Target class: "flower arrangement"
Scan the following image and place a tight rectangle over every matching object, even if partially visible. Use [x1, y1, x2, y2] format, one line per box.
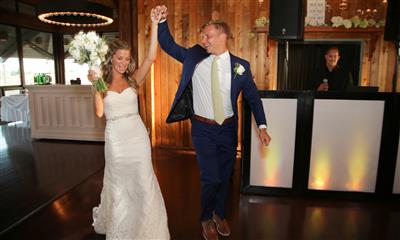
[331, 16, 385, 29]
[250, 16, 269, 39]
[254, 16, 269, 28]
[233, 63, 245, 78]
[67, 31, 109, 92]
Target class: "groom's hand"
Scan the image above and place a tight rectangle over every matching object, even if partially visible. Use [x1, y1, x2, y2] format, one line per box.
[258, 128, 271, 146]
[158, 5, 168, 21]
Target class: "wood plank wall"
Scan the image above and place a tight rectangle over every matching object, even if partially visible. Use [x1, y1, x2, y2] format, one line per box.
[135, 0, 398, 149]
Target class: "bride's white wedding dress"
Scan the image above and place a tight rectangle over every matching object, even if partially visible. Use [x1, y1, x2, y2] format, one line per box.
[92, 87, 169, 240]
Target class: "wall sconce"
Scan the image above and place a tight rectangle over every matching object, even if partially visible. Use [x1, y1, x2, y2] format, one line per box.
[339, 0, 348, 10]
[37, 0, 113, 27]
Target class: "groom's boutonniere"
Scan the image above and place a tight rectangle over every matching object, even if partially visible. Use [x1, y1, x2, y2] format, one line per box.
[234, 63, 245, 78]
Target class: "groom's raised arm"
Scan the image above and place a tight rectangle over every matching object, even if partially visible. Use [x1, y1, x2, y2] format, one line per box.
[158, 20, 188, 63]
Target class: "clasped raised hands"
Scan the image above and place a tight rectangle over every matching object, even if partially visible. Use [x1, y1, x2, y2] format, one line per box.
[151, 5, 168, 23]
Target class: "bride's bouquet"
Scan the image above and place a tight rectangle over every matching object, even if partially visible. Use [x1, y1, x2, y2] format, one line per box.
[67, 31, 109, 92]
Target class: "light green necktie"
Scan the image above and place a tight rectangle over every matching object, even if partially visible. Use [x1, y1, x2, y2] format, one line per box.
[211, 56, 225, 125]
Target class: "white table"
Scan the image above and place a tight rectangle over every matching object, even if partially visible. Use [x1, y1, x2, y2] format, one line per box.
[0, 94, 30, 126]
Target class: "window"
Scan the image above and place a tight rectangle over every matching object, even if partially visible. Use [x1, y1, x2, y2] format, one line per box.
[63, 34, 90, 85]
[21, 28, 55, 85]
[0, 24, 20, 86]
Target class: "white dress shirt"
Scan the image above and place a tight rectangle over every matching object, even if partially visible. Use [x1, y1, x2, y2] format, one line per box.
[192, 51, 233, 120]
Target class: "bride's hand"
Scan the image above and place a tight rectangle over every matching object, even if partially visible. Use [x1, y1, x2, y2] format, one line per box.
[87, 70, 96, 82]
[150, 7, 162, 23]
[88, 66, 101, 82]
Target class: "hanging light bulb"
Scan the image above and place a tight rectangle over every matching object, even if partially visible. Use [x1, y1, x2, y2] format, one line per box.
[258, 0, 264, 6]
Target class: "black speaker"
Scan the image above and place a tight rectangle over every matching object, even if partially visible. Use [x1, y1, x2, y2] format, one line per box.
[384, 0, 400, 41]
[269, 0, 305, 40]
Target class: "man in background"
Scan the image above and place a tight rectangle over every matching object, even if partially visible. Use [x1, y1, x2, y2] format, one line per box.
[311, 47, 353, 91]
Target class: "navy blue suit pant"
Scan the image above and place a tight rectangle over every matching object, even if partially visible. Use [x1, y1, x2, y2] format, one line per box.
[191, 118, 237, 221]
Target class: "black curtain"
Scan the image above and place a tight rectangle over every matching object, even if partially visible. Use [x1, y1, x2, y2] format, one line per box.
[277, 41, 361, 90]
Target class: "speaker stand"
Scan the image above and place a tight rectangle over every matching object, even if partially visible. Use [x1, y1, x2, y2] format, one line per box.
[392, 41, 399, 92]
[283, 40, 289, 90]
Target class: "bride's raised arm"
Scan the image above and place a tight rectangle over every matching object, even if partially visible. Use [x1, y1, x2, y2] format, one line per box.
[132, 7, 163, 86]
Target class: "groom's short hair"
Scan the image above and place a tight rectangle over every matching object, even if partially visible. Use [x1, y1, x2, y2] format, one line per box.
[202, 20, 232, 39]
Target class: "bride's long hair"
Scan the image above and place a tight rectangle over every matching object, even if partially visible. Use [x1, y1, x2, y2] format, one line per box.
[101, 39, 138, 89]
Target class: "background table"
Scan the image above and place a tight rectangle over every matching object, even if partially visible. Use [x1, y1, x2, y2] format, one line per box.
[0, 94, 29, 126]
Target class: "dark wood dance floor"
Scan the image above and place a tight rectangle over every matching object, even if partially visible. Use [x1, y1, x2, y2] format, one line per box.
[1, 124, 400, 240]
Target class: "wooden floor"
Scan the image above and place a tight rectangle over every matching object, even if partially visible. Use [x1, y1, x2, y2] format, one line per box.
[1, 123, 400, 240]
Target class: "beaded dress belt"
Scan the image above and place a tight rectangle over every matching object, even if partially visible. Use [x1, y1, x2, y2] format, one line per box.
[107, 113, 138, 121]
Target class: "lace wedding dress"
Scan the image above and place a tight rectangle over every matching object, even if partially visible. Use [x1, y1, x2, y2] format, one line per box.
[92, 87, 170, 240]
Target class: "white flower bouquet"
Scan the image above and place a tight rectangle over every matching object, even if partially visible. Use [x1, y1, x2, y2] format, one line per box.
[67, 31, 109, 92]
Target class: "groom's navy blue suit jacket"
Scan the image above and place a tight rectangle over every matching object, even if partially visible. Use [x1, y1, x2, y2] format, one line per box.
[158, 21, 267, 136]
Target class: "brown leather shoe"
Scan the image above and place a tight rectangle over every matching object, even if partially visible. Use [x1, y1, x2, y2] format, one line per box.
[212, 213, 231, 236]
[201, 220, 219, 240]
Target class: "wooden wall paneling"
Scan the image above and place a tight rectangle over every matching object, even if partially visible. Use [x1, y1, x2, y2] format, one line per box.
[236, 0, 247, 151]
[371, 36, 384, 90]
[378, 40, 389, 91]
[159, 0, 171, 147]
[144, 3, 152, 134]
[174, 0, 183, 148]
[365, 38, 373, 87]
[181, 0, 191, 148]
[166, 1, 177, 147]
[360, 40, 370, 86]
[268, 40, 278, 90]
[156, 27, 166, 148]
[381, 41, 397, 92]
[138, 0, 145, 137]
[159, 47, 169, 147]
[152, 46, 161, 146]
[163, 1, 176, 147]
[381, 41, 391, 92]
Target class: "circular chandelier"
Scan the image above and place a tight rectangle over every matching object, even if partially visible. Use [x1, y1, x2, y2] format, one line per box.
[37, 0, 114, 27]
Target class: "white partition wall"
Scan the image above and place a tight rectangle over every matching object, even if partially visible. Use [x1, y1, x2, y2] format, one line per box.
[393, 133, 400, 194]
[308, 99, 385, 192]
[27, 85, 105, 141]
[250, 98, 297, 188]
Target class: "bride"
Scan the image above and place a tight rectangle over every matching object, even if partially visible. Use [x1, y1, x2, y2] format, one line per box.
[88, 7, 169, 240]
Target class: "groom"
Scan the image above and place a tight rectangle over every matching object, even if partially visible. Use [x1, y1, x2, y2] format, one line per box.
[156, 5, 271, 240]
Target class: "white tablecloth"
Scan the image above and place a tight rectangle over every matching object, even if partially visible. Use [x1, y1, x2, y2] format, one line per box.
[0, 94, 30, 125]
